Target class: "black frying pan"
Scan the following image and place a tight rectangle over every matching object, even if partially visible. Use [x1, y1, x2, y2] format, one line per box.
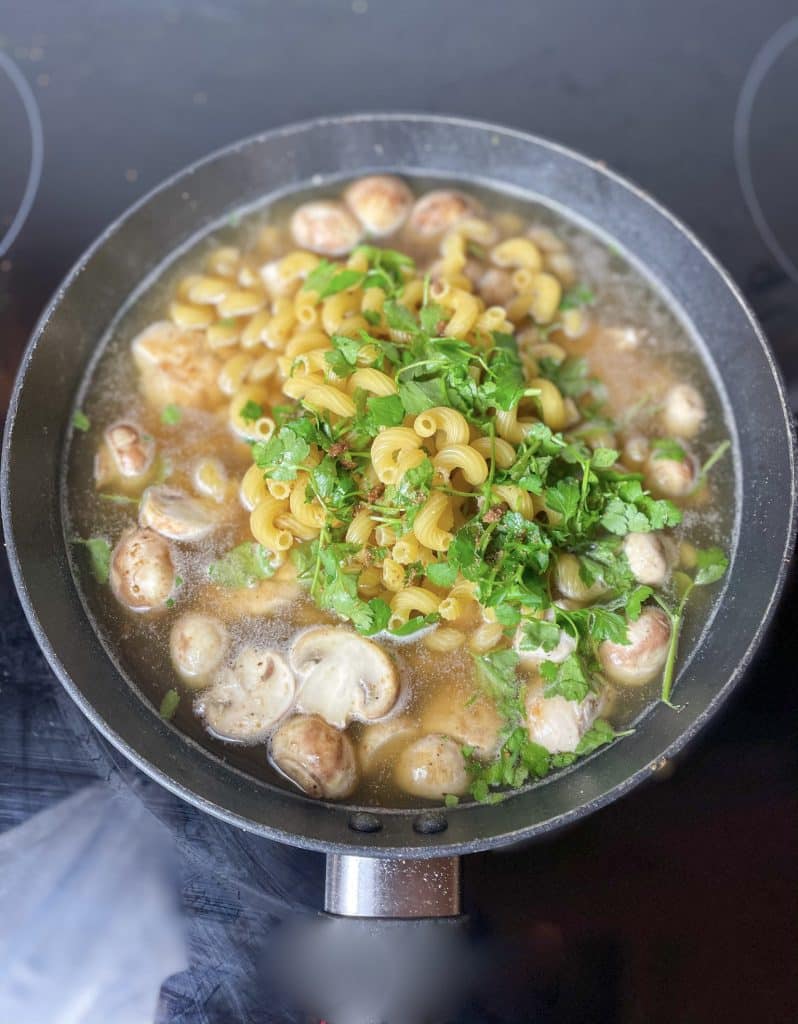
[2, 115, 795, 925]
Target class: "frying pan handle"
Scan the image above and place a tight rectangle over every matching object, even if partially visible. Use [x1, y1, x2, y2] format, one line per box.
[324, 853, 462, 917]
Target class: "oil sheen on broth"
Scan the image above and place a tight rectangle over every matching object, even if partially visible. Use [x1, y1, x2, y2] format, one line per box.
[65, 176, 733, 808]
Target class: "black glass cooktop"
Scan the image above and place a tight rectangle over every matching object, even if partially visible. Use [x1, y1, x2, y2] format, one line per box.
[1, 3, 796, 1021]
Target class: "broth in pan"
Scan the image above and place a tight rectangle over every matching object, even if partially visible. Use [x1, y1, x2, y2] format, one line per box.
[66, 176, 733, 807]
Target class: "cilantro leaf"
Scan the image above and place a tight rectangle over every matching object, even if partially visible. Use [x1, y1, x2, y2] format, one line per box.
[693, 546, 729, 586]
[426, 561, 458, 588]
[239, 400, 264, 423]
[159, 689, 180, 720]
[304, 261, 363, 298]
[519, 617, 562, 652]
[208, 542, 276, 588]
[419, 302, 448, 334]
[72, 536, 112, 584]
[651, 438, 687, 462]
[252, 426, 310, 481]
[383, 300, 419, 334]
[161, 404, 182, 426]
[72, 409, 91, 432]
[559, 284, 595, 311]
[626, 585, 653, 620]
[539, 653, 590, 701]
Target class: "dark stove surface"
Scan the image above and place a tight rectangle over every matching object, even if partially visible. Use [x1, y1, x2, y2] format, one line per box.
[1, 3, 796, 1021]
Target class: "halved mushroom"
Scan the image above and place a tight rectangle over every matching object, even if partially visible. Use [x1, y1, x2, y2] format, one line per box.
[478, 267, 515, 307]
[169, 613, 228, 687]
[525, 681, 601, 755]
[131, 321, 223, 409]
[270, 714, 358, 799]
[597, 607, 671, 687]
[552, 553, 608, 604]
[197, 647, 295, 742]
[421, 690, 502, 761]
[394, 734, 469, 801]
[94, 421, 155, 489]
[407, 190, 481, 239]
[109, 528, 176, 612]
[358, 715, 419, 774]
[290, 201, 364, 256]
[344, 175, 413, 236]
[139, 485, 220, 542]
[645, 446, 697, 498]
[662, 384, 706, 439]
[289, 627, 400, 729]
[513, 614, 577, 670]
[623, 531, 670, 586]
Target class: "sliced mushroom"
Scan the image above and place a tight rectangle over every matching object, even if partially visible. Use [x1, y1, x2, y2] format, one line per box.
[421, 690, 502, 761]
[270, 714, 358, 799]
[394, 734, 469, 801]
[109, 528, 175, 612]
[290, 627, 399, 729]
[662, 384, 706, 439]
[645, 447, 696, 498]
[94, 421, 155, 488]
[597, 607, 671, 687]
[358, 715, 419, 774]
[197, 647, 295, 742]
[139, 485, 219, 542]
[169, 613, 228, 687]
[525, 681, 600, 755]
[552, 553, 608, 604]
[478, 267, 515, 307]
[131, 321, 223, 409]
[344, 175, 413, 236]
[407, 190, 481, 239]
[623, 531, 669, 586]
[513, 614, 577, 669]
[290, 201, 364, 256]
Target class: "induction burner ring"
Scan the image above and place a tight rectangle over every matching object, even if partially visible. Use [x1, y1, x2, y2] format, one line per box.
[734, 18, 798, 287]
[0, 52, 44, 260]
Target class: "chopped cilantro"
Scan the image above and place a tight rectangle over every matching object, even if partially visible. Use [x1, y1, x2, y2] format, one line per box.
[651, 438, 687, 462]
[159, 689, 180, 720]
[559, 284, 595, 311]
[252, 426, 311, 481]
[208, 542, 276, 588]
[72, 410, 91, 432]
[72, 536, 111, 584]
[161, 404, 182, 426]
[240, 400, 264, 423]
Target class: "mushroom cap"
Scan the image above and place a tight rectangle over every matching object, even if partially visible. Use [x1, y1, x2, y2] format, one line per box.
[102, 421, 155, 480]
[270, 714, 358, 799]
[394, 734, 469, 801]
[645, 449, 696, 498]
[344, 175, 414, 236]
[290, 201, 364, 256]
[513, 616, 577, 670]
[525, 682, 600, 754]
[357, 715, 419, 774]
[197, 647, 295, 742]
[623, 531, 669, 586]
[139, 485, 219, 542]
[421, 691, 502, 761]
[662, 384, 706, 439]
[597, 607, 671, 687]
[109, 528, 175, 612]
[289, 627, 400, 729]
[131, 320, 223, 409]
[169, 613, 228, 687]
[407, 190, 481, 239]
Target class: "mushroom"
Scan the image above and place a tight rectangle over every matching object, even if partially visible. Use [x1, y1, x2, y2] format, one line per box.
[169, 613, 228, 687]
[344, 175, 414, 236]
[131, 321, 223, 409]
[623, 531, 670, 586]
[139, 485, 220, 542]
[94, 421, 155, 488]
[289, 627, 400, 729]
[421, 691, 502, 761]
[406, 190, 481, 239]
[645, 447, 696, 498]
[394, 734, 469, 800]
[358, 715, 419, 774]
[552, 553, 608, 604]
[290, 200, 364, 256]
[513, 614, 577, 669]
[525, 681, 601, 755]
[109, 528, 175, 612]
[622, 434, 649, 468]
[478, 268, 515, 307]
[662, 384, 706, 439]
[197, 647, 296, 742]
[270, 714, 358, 799]
[597, 607, 671, 687]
